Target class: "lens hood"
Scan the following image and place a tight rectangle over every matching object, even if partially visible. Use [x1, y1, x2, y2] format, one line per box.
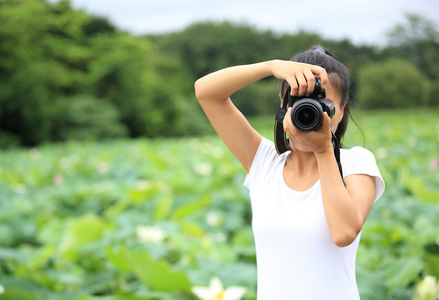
[291, 99, 324, 132]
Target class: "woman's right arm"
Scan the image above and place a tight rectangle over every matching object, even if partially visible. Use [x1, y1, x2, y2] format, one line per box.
[194, 60, 327, 173]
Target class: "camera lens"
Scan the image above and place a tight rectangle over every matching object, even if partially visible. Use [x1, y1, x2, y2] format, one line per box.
[298, 108, 315, 126]
[291, 99, 323, 132]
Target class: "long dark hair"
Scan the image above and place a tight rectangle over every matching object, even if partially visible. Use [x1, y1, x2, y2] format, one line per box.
[280, 46, 356, 147]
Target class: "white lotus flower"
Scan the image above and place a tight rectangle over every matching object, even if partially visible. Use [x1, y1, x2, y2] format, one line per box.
[194, 162, 213, 176]
[136, 179, 152, 191]
[375, 147, 388, 159]
[52, 173, 64, 185]
[191, 277, 247, 300]
[413, 275, 439, 300]
[206, 211, 222, 227]
[408, 136, 418, 148]
[96, 162, 110, 173]
[136, 225, 167, 244]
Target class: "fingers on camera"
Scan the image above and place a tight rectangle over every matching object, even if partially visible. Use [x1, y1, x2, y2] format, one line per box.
[290, 74, 316, 97]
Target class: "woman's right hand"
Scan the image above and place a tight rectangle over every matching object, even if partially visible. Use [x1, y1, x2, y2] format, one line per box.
[271, 60, 328, 97]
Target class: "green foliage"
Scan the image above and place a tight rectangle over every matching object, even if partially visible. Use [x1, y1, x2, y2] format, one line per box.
[386, 13, 439, 80]
[107, 246, 192, 292]
[86, 31, 202, 138]
[385, 13, 439, 106]
[53, 95, 128, 141]
[153, 21, 279, 81]
[0, 0, 95, 145]
[0, 108, 438, 299]
[151, 22, 298, 117]
[58, 214, 113, 262]
[429, 78, 439, 106]
[277, 30, 326, 60]
[0, 0, 204, 146]
[343, 108, 439, 299]
[232, 78, 280, 116]
[0, 131, 20, 149]
[357, 58, 431, 108]
[1, 2, 439, 145]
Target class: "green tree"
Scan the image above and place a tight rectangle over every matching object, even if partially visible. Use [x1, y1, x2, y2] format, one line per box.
[52, 94, 128, 141]
[357, 58, 431, 109]
[151, 22, 302, 117]
[0, 0, 54, 145]
[385, 14, 439, 106]
[0, 0, 93, 145]
[0, 0, 206, 146]
[88, 33, 200, 137]
[278, 30, 325, 59]
[386, 13, 439, 79]
[152, 21, 279, 81]
[82, 15, 117, 37]
[151, 22, 387, 116]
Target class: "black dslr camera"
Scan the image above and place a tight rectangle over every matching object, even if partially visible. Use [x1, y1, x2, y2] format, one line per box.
[275, 77, 344, 181]
[286, 78, 335, 132]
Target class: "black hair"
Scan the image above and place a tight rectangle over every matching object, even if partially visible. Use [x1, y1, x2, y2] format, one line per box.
[280, 46, 357, 147]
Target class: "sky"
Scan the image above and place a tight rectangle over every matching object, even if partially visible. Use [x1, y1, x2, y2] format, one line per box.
[68, 0, 439, 45]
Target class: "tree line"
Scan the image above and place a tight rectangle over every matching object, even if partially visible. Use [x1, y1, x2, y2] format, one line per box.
[1, 0, 438, 147]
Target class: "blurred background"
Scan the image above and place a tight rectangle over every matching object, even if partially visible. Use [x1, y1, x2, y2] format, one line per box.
[0, 0, 438, 299]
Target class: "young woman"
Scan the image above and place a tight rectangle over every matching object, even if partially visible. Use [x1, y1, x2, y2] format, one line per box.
[194, 47, 385, 299]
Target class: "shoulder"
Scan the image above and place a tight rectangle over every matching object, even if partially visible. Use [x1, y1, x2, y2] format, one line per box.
[244, 137, 286, 188]
[253, 137, 279, 161]
[250, 137, 286, 172]
[340, 146, 378, 175]
[342, 145, 370, 154]
[341, 146, 385, 202]
[340, 146, 374, 160]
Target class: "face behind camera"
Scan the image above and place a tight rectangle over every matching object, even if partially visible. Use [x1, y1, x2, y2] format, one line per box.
[286, 78, 335, 132]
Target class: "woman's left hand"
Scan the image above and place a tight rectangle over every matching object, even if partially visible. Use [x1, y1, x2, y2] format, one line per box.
[283, 107, 333, 154]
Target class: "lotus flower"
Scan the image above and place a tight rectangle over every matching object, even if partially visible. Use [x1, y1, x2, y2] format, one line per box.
[413, 275, 439, 300]
[136, 225, 167, 244]
[191, 277, 247, 300]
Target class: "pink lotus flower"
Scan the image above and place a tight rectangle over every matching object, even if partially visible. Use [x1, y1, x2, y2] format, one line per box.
[430, 158, 438, 170]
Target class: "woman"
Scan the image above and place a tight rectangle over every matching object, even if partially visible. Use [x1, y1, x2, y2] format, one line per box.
[194, 47, 385, 299]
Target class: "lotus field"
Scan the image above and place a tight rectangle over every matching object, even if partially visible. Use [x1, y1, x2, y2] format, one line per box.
[0, 108, 438, 300]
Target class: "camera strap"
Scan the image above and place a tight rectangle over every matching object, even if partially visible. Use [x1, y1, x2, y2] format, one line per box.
[274, 111, 291, 155]
[274, 86, 292, 155]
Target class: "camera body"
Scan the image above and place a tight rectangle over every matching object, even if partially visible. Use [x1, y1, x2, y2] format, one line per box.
[286, 78, 335, 132]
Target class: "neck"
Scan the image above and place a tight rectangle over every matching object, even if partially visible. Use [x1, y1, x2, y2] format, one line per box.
[283, 149, 320, 191]
[285, 150, 318, 175]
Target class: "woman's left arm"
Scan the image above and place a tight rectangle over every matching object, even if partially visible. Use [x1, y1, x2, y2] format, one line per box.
[283, 110, 376, 247]
[315, 148, 376, 247]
